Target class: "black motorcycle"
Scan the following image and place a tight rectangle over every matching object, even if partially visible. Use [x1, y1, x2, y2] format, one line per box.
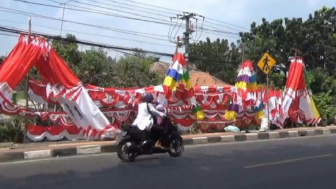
[116, 118, 184, 162]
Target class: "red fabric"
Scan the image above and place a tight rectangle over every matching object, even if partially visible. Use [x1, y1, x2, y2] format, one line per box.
[35, 48, 80, 88]
[285, 57, 306, 91]
[46, 126, 65, 135]
[0, 36, 44, 89]
[172, 53, 186, 66]
[240, 60, 253, 71]
[66, 125, 81, 134]
[28, 125, 46, 135]
[0, 34, 79, 90]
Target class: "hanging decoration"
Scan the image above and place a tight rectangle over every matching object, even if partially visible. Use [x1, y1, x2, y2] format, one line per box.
[0, 34, 322, 141]
[224, 60, 263, 121]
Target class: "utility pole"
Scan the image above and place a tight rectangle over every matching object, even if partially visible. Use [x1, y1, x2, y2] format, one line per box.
[60, 0, 72, 36]
[180, 12, 196, 62]
[23, 17, 32, 143]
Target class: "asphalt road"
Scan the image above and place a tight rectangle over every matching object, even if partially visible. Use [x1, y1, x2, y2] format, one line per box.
[0, 135, 336, 189]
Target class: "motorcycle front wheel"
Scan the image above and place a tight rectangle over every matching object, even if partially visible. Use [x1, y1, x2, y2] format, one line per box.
[117, 137, 136, 162]
[168, 137, 184, 157]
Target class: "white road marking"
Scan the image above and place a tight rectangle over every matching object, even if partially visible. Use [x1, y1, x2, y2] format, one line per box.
[244, 154, 334, 169]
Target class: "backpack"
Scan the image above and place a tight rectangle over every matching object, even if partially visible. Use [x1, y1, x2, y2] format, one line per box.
[146, 103, 157, 125]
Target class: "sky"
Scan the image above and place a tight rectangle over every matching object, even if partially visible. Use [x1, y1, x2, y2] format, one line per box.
[0, 0, 334, 63]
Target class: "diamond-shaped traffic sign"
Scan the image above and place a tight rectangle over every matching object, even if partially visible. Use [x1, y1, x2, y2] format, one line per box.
[257, 52, 277, 75]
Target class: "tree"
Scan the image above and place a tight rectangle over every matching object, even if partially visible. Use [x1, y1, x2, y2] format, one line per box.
[112, 55, 164, 88]
[0, 55, 5, 64]
[190, 37, 241, 84]
[76, 48, 116, 86]
[52, 34, 82, 66]
[307, 68, 336, 125]
[240, 7, 336, 84]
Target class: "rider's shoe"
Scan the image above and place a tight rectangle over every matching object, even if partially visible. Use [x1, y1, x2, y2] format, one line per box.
[155, 140, 168, 149]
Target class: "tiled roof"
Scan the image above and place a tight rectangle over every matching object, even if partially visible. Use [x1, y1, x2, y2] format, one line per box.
[189, 71, 233, 87]
[151, 62, 233, 87]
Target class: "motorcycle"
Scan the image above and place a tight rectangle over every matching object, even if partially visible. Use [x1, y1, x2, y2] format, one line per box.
[116, 118, 184, 162]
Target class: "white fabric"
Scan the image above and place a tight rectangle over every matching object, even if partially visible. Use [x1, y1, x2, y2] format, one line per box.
[237, 67, 252, 77]
[54, 86, 112, 137]
[0, 82, 13, 100]
[268, 96, 277, 112]
[27, 131, 47, 142]
[132, 102, 166, 130]
[259, 117, 269, 132]
[171, 59, 184, 74]
[281, 88, 295, 117]
[28, 88, 48, 104]
[299, 92, 315, 124]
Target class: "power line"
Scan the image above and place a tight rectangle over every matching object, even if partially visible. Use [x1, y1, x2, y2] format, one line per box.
[122, 0, 182, 14]
[66, 0, 240, 36]
[120, 0, 248, 30]
[10, 0, 240, 39]
[0, 18, 176, 47]
[89, 0, 173, 18]
[67, 0, 173, 25]
[0, 25, 175, 57]
[47, 0, 241, 37]
[105, 0, 179, 15]
[0, 25, 240, 64]
[101, 0, 245, 33]
[206, 17, 249, 30]
[10, 0, 172, 32]
[0, 7, 174, 41]
[0, 32, 19, 38]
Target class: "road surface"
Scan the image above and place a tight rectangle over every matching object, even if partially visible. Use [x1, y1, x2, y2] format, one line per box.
[0, 135, 336, 189]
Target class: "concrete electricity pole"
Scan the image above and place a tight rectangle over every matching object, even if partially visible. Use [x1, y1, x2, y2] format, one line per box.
[60, 0, 72, 36]
[180, 13, 196, 62]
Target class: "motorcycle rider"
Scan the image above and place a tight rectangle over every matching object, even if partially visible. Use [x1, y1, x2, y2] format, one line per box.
[132, 93, 166, 148]
[153, 104, 170, 148]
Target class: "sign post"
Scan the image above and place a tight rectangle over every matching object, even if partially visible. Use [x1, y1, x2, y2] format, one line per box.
[257, 52, 277, 122]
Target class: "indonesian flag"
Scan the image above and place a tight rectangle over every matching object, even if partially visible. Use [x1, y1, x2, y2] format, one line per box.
[281, 57, 320, 125]
[0, 34, 118, 139]
[162, 53, 204, 121]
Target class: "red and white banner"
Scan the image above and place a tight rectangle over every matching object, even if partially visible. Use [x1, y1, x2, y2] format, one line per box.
[0, 34, 118, 139]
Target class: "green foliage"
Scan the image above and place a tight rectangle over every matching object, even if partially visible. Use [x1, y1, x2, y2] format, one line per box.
[308, 68, 336, 125]
[49, 34, 163, 88]
[308, 68, 336, 94]
[313, 90, 335, 126]
[0, 55, 6, 61]
[52, 34, 82, 66]
[190, 37, 241, 84]
[269, 72, 286, 90]
[0, 124, 17, 142]
[240, 7, 336, 84]
[0, 118, 24, 142]
[113, 55, 163, 88]
[238, 7, 336, 124]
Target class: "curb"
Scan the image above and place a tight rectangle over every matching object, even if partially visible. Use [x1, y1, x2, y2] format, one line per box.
[1, 128, 336, 163]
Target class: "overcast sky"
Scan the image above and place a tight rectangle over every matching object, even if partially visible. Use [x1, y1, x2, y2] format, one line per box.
[0, 0, 334, 62]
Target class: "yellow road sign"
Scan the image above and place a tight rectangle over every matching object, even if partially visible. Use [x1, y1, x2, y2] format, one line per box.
[257, 52, 276, 74]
